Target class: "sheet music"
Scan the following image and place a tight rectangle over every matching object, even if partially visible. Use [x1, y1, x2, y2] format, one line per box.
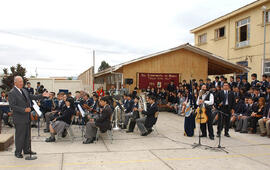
[0, 102, 9, 106]
[78, 104, 86, 117]
[32, 100, 42, 117]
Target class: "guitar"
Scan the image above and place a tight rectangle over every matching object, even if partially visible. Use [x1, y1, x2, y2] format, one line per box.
[195, 103, 208, 124]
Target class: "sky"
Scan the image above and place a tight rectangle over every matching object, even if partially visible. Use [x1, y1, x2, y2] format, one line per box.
[0, 0, 256, 78]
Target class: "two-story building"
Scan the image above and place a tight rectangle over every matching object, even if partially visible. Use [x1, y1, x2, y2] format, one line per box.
[191, 0, 270, 80]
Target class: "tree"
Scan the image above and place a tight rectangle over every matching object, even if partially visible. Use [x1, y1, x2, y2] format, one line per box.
[0, 64, 28, 91]
[98, 61, 111, 72]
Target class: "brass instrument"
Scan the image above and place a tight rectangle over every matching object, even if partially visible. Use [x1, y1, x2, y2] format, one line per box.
[113, 105, 121, 130]
[139, 93, 147, 118]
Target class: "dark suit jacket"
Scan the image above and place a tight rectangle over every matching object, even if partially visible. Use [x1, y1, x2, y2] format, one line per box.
[236, 81, 243, 88]
[142, 102, 158, 128]
[243, 104, 258, 116]
[56, 107, 74, 125]
[125, 100, 134, 113]
[8, 87, 43, 124]
[24, 87, 34, 95]
[251, 80, 259, 87]
[242, 82, 251, 92]
[95, 105, 113, 132]
[263, 104, 270, 118]
[212, 81, 221, 87]
[218, 90, 235, 110]
[233, 101, 244, 115]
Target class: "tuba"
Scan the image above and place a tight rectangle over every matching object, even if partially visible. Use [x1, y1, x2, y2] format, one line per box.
[139, 93, 147, 117]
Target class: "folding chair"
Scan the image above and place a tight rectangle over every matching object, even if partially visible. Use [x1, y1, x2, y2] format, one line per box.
[56, 115, 75, 142]
[95, 115, 113, 144]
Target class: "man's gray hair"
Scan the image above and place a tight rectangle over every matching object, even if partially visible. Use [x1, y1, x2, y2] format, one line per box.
[14, 76, 23, 83]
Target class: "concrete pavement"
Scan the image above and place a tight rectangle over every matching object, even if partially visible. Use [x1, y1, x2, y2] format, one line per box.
[0, 112, 270, 170]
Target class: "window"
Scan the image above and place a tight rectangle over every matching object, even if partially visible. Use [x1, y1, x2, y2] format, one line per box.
[265, 10, 270, 23]
[198, 33, 207, 45]
[236, 61, 248, 80]
[215, 27, 225, 39]
[236, 18, 250, 48]
[265, 61, 270, 74]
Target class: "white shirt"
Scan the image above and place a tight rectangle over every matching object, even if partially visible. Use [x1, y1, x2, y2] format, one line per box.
[196, 91, 214, 106]
[224, 90, 229, 105]
[15, 86, 22, 94]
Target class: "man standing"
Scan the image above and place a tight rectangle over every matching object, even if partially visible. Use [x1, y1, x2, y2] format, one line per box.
[196, 84, 215, 140]
[217, 82, 235, 137]
[24, 82, 34, 95]
[8, 76, 49, 158]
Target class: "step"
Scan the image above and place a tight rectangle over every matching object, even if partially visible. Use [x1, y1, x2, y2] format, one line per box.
[0, 134, 14, 151]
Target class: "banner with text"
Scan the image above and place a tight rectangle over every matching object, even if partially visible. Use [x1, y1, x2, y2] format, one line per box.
[139, 73, 179, 89]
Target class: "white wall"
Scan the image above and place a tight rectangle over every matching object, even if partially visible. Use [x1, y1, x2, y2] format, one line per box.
[28, 78, 83, 95]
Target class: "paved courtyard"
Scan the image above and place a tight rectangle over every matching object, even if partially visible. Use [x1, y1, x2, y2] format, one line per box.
[1, 112, 270, 170]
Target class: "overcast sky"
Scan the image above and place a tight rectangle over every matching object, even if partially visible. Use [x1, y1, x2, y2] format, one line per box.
[0, 0, 255, 78]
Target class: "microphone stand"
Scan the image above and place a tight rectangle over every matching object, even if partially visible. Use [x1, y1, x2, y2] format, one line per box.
[37, 114, 41, 137]
[25, 111, 37, 160]
[192, 103, 211, 149]
[206, 109, 229, 153]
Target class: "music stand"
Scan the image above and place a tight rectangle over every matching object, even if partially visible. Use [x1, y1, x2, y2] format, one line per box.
[192, 104, 211, 149]
[32, 101, 42, 137]
[77, 104, 86, 138]
[207, 109, 229, 153]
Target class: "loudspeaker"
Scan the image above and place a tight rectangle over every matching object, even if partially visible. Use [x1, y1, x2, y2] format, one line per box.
[125, 78, 133, 85]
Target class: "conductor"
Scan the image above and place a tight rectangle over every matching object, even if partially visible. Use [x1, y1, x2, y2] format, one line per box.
[8, 76, 49, 158]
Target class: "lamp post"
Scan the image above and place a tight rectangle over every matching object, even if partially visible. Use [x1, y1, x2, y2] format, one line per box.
[262, 5, 267, 75]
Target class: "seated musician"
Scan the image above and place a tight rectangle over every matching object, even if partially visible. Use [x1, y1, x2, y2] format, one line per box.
[83, 96, 113, 144]
[32, 93, 53, 128]
[82, 93, 94, 108]
[230, 96, 244, 130]
[137, 95, 158, 136]
[91, 94, 99, 112]
[236, 97, 258, 133]
[45, 98, 74, 142]
[126, 96, 140, 133]
[249, 97, 265, 134]
[122, 94, 134, 129]
[44, 92, 65, 133]
[258, 100, 270, 137]
[0, 94, 13, 128]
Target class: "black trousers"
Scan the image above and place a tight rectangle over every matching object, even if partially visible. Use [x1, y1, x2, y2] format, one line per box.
[217, 106, 231, 135]
[14, 123, 31, 154]
[128, 111, 140, 132]
[250, 117, 260, 133]
[2, 112, 10, 125]
[0, 110, 2, 133]
[200, 108, 214, 137]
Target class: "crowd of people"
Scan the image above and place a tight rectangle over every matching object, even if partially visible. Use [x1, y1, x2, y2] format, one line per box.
[0, 80, 159, 145]
[135, 73, 270, 140]
[1, 73, 270, 146]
